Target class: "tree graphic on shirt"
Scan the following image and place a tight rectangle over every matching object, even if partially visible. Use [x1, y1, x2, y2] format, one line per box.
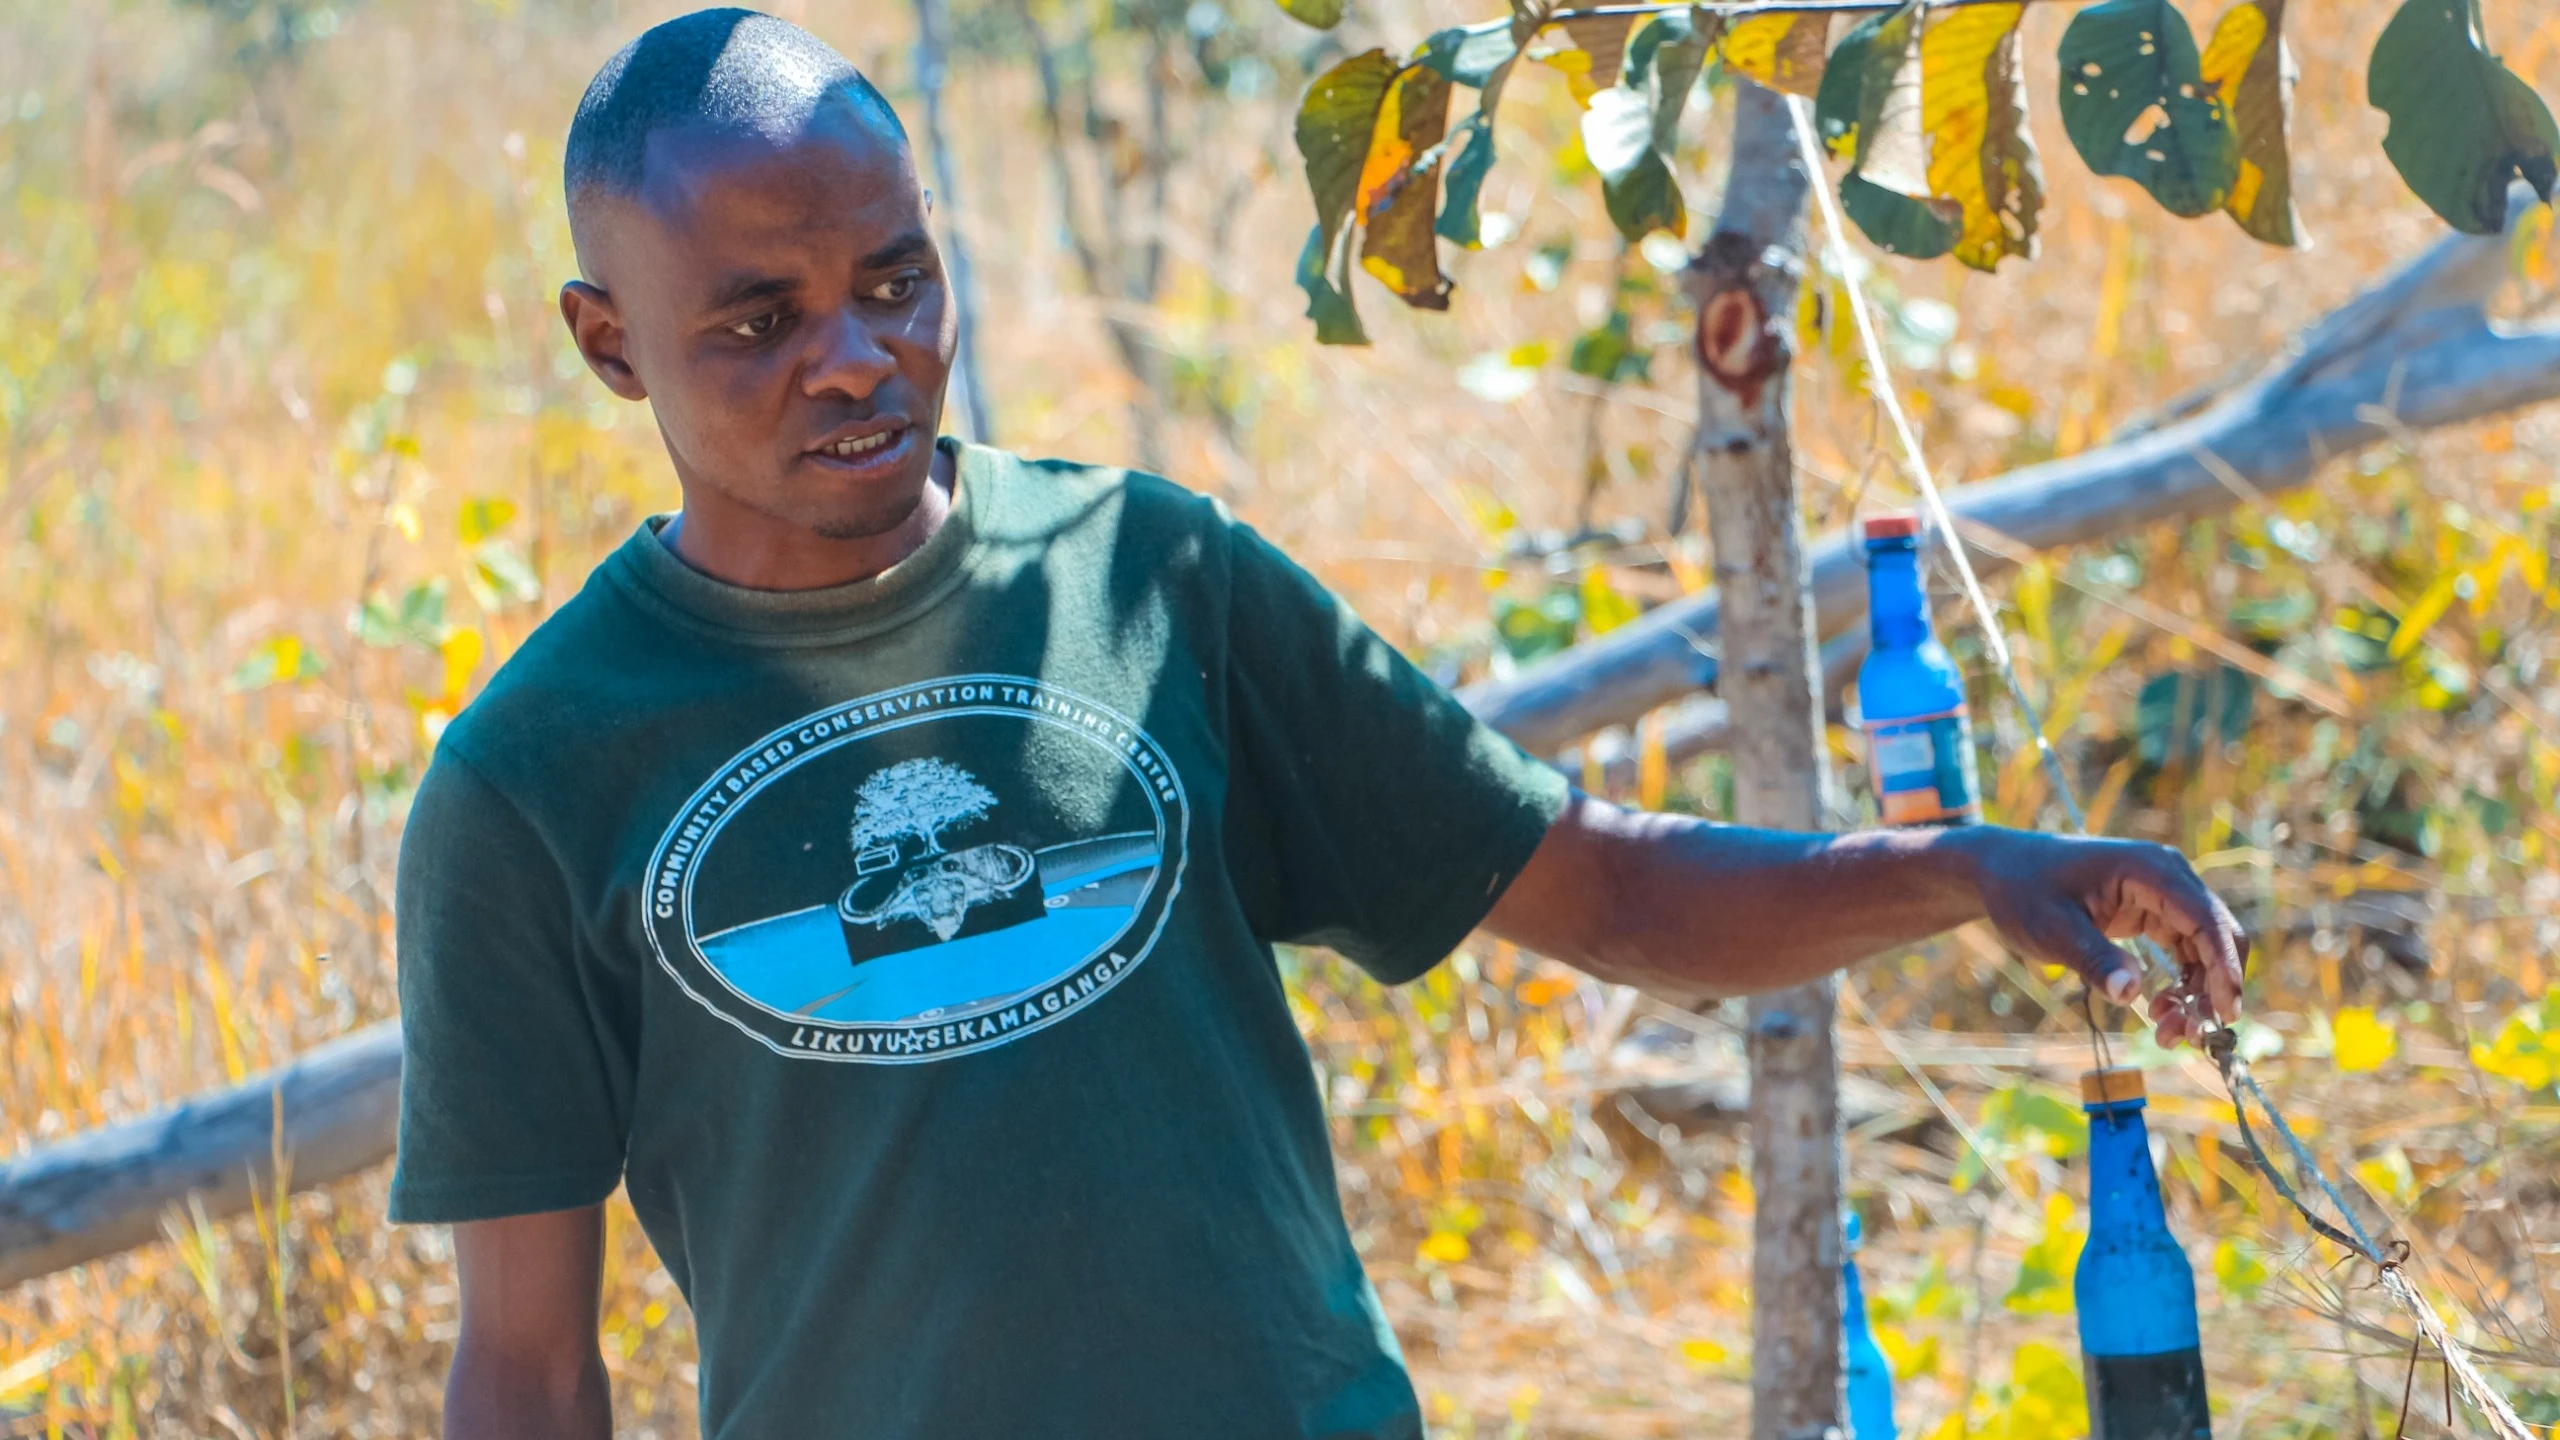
[850, 758, 997, 858]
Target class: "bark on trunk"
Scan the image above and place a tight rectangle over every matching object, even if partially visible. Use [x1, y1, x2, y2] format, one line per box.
[1687, 81, 1843, 1440]
[914, 0, 995, 444]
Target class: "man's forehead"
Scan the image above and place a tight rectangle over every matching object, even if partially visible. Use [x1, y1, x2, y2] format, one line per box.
[634, 104, 917, 217]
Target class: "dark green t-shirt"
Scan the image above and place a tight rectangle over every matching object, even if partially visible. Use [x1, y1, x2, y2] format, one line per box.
[389, 440, 1567, 1439]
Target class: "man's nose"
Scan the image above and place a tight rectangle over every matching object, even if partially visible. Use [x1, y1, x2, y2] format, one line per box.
[803, 308, 898, 400]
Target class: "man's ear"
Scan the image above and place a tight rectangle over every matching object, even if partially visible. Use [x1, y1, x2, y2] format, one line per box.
[559, 280, 647, 402]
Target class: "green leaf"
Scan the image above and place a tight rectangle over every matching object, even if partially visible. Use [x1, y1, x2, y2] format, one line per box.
[1436, 111, 1502, 246]
[1358, 64, 1456, 308]
[468, 540, 543, 611]
[1815, 2, 1961, 256]
[1568, 309, 1648, 383]
[1296, 49, 1399, 258]
[358, 577, 451, 650]
[2056, 0, 2238, 218]
[2135, 665, 2255, 767]
[1842, 170, 1960, 257]
[2202, 0, 2303, 245]
[1419, 22, 1518, 88]
[1274, 0, 1344, 31]
[1922, 3, 2045, 271]
[226, 634, 324, 692]
[1295, 224, 1368, 345]
[2368, 0, 2559, 234]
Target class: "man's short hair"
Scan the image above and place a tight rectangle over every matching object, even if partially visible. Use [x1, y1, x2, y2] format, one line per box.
[564, 8, 905, 215]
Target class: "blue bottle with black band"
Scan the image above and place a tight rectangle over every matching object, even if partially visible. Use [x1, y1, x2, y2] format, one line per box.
[2077, 1066, 2215, 1440]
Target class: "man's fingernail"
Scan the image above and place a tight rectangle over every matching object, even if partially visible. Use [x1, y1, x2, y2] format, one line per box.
[2104, 970, 2137, 1002]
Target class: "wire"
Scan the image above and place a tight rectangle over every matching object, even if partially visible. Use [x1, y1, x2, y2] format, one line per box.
[1779, 93, 2535, 1440]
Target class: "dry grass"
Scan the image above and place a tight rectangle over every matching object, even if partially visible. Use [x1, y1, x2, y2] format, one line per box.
[1, 0, 2557, 1434]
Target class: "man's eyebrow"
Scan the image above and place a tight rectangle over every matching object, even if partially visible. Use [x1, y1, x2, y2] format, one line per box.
[703, 274, 801, 313]
[859, 231, 933, 270]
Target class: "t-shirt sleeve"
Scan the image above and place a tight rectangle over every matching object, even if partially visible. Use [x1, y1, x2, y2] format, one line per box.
[1221, 518, 1569, 984]
[388, 747, 633, 1224]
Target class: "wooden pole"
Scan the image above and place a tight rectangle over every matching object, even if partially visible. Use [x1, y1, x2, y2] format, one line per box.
[1685, 81, 1842, 1440]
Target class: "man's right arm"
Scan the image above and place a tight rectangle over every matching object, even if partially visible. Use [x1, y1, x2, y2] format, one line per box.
[446, 1205, 612, 1440]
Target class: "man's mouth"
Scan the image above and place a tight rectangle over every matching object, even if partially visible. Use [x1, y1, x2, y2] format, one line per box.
[806, 422, 912, 470]
[819, 430, 897, 459]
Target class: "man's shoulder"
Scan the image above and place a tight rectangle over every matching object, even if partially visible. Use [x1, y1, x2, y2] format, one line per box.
[431, 549, 655, 780]
[974, 446, 1234, 563]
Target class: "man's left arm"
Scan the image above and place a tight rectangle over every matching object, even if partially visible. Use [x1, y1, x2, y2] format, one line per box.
[1487, 791, 2249, 1043]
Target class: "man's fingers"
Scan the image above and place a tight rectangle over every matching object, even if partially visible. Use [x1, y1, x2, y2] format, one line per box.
[2048, 904, 2142, 1005]
[2116, 850, 2247, 1023]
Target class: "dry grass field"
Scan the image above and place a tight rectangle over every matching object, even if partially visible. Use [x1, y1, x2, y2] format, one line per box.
[2, 0, 2558, 1434]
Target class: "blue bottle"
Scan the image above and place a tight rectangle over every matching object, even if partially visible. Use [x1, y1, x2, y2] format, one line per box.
[1857, 513, 1981, 827]
[1843, 1212, 1898, 1440]
[2076, 1067, 2214, 1440]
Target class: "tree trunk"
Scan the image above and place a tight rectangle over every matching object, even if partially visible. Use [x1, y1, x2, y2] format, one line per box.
[912, 0, 995, 444]
[1687, 81, 1842, 1440]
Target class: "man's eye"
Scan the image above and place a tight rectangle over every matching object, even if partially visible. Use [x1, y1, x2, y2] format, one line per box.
[727, 312, 783, 340]
[869, 274, 919, 304]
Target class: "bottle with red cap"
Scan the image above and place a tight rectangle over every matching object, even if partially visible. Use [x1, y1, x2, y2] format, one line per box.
[1857, 511, 1982, 827]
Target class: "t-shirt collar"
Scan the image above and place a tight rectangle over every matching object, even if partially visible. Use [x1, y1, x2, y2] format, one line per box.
[611, 436, 987, 644]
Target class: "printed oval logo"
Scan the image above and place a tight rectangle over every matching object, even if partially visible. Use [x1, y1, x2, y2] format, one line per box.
[643, 676, 1188, 1062]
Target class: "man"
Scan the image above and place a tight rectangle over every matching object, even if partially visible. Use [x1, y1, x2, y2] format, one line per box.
[391, 10, 2247, 1438]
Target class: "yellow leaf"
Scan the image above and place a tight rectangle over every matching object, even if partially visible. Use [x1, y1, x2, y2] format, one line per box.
[1677, 1338, 1729, 1367]
[2388, 574, 2459, 658]
[1356, 65, 1455, 308]
[2332, 1006, 2398, 1073]
[1719, 12, 1831, 97]
[1581, 567, 1640, 634]
[440, 625, 486, 702]
[1918, 3, 2043, 272]
[458, 495, 519, 545]
[2212, 1238, 2267, 1299]
[2200, 0, 2302, 246]
[1558, 13, 1639, 92]
[1418, 1230, 1471, 1265]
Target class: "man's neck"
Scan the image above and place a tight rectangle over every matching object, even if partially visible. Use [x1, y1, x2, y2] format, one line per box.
[660, 444, 957, 592]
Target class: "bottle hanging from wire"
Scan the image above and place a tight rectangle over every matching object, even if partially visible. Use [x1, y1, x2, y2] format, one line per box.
[1857, 512, 1981, 827]
[2078, 1066, 2215, 1440]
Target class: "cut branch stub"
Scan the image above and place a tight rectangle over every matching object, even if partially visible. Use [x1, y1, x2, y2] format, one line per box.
[2056, 0, 2239, 218]
[2368, 0, 2559, 234]
[1687, 230, 1793, 410]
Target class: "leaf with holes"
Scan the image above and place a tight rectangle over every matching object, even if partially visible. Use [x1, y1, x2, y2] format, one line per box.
[1719, 12, 1830, 97]
[1922, 3, 2045, 270]
[1360, 64, 1456, 308]
[2201, 0, 2301, 245]
[1274, 0, 1344, 30]
[2056, 0, 2238, 218]
[2369, 0, 2559, 234]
